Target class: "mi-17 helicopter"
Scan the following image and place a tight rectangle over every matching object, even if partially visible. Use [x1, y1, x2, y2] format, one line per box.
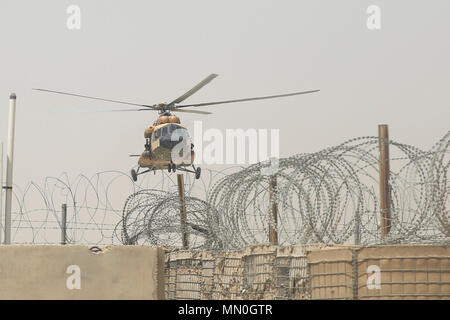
[34, 74, 319, 181]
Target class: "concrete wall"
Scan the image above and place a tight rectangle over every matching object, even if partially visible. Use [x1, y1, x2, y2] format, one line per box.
[0, 245, 165, 300]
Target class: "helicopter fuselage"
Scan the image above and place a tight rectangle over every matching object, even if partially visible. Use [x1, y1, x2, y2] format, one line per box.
[138, 122, 195, 170]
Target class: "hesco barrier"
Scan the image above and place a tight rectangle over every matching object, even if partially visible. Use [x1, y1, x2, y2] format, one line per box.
[308, 245, 450, 300]
[307, 246, 355, 299]
[165, 245, 324, 300]
[357, 246, 450, 299]
[0, 245, 165, 300]
[166, 245, 450, 300]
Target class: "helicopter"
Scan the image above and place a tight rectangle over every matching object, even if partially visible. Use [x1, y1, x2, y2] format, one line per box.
[33, 74, 319, 181]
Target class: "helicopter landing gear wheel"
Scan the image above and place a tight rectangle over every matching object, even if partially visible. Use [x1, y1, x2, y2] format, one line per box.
[168, 165, 172, 173]
[131, 169, 138, 182]
[195, 167, 201, 179]
[172, 163, 176, 172]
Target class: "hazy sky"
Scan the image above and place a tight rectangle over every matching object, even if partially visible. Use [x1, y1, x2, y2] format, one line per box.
[0, 0, 449, 188]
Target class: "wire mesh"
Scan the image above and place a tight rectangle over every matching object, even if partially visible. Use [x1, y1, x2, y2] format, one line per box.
[5, 130, 449, 248]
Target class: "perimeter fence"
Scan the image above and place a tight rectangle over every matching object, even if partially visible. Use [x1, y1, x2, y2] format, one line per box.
[3, 130, 449, 248]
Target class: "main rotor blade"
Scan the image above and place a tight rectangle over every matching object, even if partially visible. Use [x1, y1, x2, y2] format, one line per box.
[166, 74, 218, 108]
[96, 108, 155, 112]
[97, 108, 210, 114]
[33, 88, 157, 109]
[176, 89, 320, 108]
[174, 109, 212, 115]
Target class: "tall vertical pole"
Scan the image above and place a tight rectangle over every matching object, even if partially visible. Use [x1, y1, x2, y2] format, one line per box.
[177, 173, 189, 249]
[0, 142, 3, 243]
[354, 208, 361, 245]
[61, 204, 67, 245]
[378, 124, 391, 238]
[269, 175, 278, 245]
[4, 93, 17, 244]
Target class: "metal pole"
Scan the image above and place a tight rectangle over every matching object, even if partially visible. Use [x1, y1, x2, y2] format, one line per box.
[378, 124, 391, 238]
[4, 93, 17, 244]
[177, 174, 189, 249]
[61, 204, 67, 245]
[269, 175, 278, 245]
[0, 142, 3, 243]
[354, 209, 360, 245]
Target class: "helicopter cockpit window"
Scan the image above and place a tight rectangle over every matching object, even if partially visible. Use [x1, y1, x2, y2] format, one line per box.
[172, 124, 188, 135]
[152, 124, 189, 142]
[154, 128, 161, 139]
[167, 124, 176, 133]
[167, 124, 185, 134]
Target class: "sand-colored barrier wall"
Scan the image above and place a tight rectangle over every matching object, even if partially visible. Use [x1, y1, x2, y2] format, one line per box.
[2, 244, 448, 300]
[0, 245, 165, 300]
[165, 244, 323, 300]
[307, 245, 450, 300]
[357, 245, 450, 299]
[308, 246, 355, 299]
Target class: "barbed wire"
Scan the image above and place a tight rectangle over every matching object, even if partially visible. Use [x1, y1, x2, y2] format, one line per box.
[8, 130, 449, 249]
[207, 131, 449, 249]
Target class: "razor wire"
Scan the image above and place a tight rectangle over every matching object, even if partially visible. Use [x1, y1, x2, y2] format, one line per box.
[6, 130, 449, 248]
[208, 131, 449, 249]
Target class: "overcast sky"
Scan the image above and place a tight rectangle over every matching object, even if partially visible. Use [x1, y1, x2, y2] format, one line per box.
[0, 0, 449, 188]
